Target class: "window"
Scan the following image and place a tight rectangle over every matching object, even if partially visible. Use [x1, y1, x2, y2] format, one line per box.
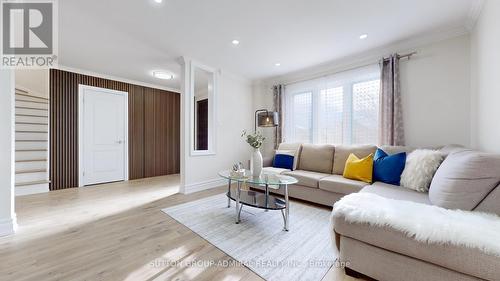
[284, 65, 380, 145]
[352, 80, 380, 144]
[318, 87, 343, 144]
[290, 92, 312, 143]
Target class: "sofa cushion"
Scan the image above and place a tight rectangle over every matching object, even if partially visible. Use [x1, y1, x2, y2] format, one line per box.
[319, 175, 367, 195]
[262, 167, 290, 175]
[333, 216, 500, 281]
[439, 144, 467, 157]
[276, 143, 302, 170]
[332, 145, 377, 175]
[429, 149, 500, 211]
[284, 170, 329, 188]
[400, 149, 444, 193]
[379, 145, 414, 155]
[474, 184, 500, 216]
[361, 182, 431, 205]
[342, 153, 374, 183]
[373, 148, 406, 185]
[298, 144, 335, 174]
[273, 151, 294, 170]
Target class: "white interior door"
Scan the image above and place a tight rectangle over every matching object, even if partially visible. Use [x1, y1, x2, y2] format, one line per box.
[80, 86, 128, 186]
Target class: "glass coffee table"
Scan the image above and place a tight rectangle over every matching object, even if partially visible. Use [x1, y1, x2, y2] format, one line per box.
[218, 170, 298, 231]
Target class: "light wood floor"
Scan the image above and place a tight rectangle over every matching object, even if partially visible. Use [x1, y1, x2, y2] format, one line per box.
[0, 175, 359, 281]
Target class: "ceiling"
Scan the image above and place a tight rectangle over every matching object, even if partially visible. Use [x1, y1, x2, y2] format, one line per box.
[59, 0, 480, 90]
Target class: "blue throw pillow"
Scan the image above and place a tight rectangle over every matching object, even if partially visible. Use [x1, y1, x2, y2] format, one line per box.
[273, 154, 294, 170]
[373, 148, 406, 185]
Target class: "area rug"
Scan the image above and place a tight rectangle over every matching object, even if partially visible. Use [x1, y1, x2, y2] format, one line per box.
[162, 194, 337, 281]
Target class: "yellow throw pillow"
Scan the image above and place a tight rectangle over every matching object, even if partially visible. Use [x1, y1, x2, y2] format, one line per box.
[343, 153, 374, 183]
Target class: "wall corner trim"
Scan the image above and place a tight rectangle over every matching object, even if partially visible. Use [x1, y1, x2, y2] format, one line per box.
[56, 65, 180, 93]
[465, 0, 485, 31]
[0, 216, 17, 237]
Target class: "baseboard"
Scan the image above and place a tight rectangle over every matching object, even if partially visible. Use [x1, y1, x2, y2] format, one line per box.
[0, 216, 17, 237]
[15, 183, 50, 196]
[184, 178, 227, 194]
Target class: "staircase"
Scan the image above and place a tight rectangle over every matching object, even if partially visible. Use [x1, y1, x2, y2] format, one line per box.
[15, 88, 50, 196]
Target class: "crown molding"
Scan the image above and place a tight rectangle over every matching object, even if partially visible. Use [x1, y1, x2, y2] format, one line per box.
[258, 26, 470, 86]
[55, 65, 181, 93]
[465, 0, 485, 31]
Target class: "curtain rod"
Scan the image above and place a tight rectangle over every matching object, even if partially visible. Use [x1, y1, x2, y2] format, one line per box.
[277, 51, 417, 87]
[384, 51, 417, 61]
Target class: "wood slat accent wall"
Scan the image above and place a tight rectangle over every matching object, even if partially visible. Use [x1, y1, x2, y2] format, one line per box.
[50, 69, 180, 190]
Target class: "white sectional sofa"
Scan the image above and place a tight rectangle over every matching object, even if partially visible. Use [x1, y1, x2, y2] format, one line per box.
[261, 143, 416, 206]
[260, 143, 500, 281]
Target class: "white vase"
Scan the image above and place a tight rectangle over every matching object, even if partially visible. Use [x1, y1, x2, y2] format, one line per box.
[251, 148, 263, 177]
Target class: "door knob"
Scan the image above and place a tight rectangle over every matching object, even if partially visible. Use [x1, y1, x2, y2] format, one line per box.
[116, 140, 123, 144]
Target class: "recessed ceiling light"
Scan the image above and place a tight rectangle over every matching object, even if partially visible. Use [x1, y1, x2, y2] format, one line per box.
[232, 39, 240, 45]
[153, 71, 173, 80]
[359, 34, 368, 40]
[275, 63, 281, 67]
[154, 0, 162, 3]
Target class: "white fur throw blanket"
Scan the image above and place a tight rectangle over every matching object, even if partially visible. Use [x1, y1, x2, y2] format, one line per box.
[332, 193, 500, 257]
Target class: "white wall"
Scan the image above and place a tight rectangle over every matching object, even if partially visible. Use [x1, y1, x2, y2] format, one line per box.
[181, 61, 253, 193]
[0, 69, 17, 236]
[471, 0, 500, 153]
[400, 35, 471, 148]
[14, 69, 49, 98]
[254, 34, 472, 153]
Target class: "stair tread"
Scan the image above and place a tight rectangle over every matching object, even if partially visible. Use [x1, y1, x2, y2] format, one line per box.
[16, 149, 48, 152]
[16, 180, 50, 187]
[16, 140, 48, 142]
[16, 114, 48, 118]
[15, 106, 47, 111]
[16, 169, 48, 174]
[16, 99, 49, 104]
[16, 131, 49, 133]
[15, 159, 48, 163]
[16, 121, 49, 125]
[15, 92, 49, 101]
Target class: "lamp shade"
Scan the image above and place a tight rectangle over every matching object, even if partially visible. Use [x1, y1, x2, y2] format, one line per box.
[257, 111, 279, 127]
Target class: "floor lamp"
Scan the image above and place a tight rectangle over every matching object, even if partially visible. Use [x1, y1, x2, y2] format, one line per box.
[254, 109, 279, 133]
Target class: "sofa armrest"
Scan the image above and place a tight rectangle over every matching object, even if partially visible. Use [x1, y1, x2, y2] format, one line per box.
[263, 156, 273, 167]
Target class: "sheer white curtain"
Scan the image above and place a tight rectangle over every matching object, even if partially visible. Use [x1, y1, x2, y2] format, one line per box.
[284, 64, 381, 145]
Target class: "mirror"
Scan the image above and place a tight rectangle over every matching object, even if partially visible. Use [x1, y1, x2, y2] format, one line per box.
[190, 62, 216, 155]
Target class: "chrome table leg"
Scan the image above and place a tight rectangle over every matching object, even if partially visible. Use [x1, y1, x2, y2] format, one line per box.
[236, 181, 241, 224]
[227, 179, 231, 208]
[265, 184, 269, 212]
[281, 209, 286, 227]
[284, 184, 289, 231]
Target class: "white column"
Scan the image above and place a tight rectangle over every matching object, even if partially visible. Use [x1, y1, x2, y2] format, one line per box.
[179, 57, 188, 194]
[0, 69, 17, 236]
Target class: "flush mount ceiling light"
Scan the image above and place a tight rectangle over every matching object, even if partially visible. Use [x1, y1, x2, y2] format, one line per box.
[154, 0, 162, 3]
[359, 34, 368, 40]
[232, 39, 240, 45]
[152, 71, 173, 80]
[275, 63, 281, 67]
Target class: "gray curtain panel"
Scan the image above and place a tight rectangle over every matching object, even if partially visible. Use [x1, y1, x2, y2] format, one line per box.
[379, 54, 405, 146]
[273, 84, 285, 149]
